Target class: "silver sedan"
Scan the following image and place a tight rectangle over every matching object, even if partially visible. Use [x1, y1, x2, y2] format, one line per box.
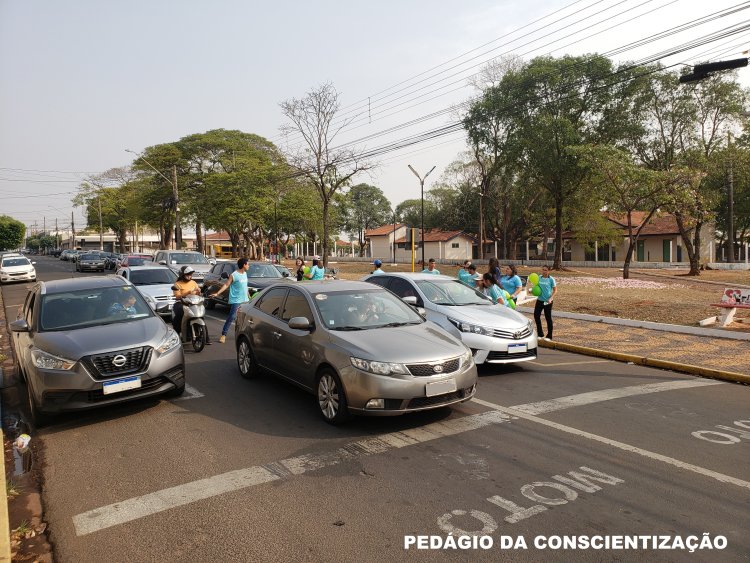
[234, 281, 478, 424]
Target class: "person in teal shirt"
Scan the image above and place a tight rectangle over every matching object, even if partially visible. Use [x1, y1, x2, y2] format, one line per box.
[499, 264, 523, 303]
[371, 259, 385, 275]
[533, 265, 557, 340]
[306, 258, 326, 280]
[212, 257, 249, 343]
[481, 272, 507, 306]
[422, 258, 440, 275]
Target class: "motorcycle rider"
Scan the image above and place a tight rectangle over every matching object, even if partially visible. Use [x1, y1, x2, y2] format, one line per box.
[172, 265, 211, 344]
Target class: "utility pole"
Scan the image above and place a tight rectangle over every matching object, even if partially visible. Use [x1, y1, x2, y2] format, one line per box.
[408, 164, 436, 267]
[727, 131, 735, 263]
[55, 218, 59, 250]
[173, 165, 181, 250]
[71, 211, 76, 250]
[98, 193, 104, 251]
[478, 186, 484, 260]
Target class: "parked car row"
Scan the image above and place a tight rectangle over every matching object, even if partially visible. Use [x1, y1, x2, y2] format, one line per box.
[8, 259, 537, 427]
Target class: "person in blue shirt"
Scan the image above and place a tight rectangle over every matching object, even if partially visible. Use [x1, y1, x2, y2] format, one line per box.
[108, 294, 137, 317]
[480, 272, 507, 306]
[371, 259, 385, 275]
[421, 258, 440, 275]
[305, 257, 326, 280]
[211, 257, 249, 343]
[499, 264, 523, 303]
[534, 265, 557, 340]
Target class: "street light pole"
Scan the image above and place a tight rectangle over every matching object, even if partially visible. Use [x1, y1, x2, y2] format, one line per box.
[408, 164, 435, 267]
[126, 149, 179, 250]
[727, 132, 735, 263]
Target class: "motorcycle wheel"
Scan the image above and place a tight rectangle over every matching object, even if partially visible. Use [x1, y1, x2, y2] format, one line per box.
[192, 325, 205, 353]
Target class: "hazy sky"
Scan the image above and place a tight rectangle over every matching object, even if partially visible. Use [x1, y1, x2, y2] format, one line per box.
[1, 0, 748, 236]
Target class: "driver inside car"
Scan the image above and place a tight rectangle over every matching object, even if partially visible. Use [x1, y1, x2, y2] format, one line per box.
[108, 294, 137, 317]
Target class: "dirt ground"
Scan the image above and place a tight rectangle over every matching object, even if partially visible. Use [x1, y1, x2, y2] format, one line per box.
[305, 260, 750, 330]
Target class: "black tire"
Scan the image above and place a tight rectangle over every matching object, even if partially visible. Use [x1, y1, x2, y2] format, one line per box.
[167, 380, 186, 397]
[26, 383, 50, 428]
[316, 369, 350, 425]
[191, 325, 205, 353]
[236, 337, 260, 379]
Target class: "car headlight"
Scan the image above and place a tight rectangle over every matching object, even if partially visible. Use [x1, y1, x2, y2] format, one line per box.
[31, 349, 76, 371]
[447, 317, 492, 336]
[156, 328, 181, 354]
[350, 357, 409, 376]
[460, 348, 473, 368]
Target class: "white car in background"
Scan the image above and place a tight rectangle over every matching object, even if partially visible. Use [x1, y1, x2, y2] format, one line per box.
[116, 265, 178, 319]
[363, 272, 538, 365]
[0, 254, 37, 284]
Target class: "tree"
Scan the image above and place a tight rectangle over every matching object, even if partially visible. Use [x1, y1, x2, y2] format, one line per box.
[0, 216, 26, 251]
[341, 184, 391, 256]
[572, 145, 667, 278]
[280, 83, 374, 266]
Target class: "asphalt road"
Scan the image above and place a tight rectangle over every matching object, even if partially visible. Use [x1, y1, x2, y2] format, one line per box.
[2, 257, 749, 562]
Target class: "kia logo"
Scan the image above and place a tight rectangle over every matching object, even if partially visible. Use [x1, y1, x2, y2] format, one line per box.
[112, 355, 127, 367]
[433, 364, 444, 373]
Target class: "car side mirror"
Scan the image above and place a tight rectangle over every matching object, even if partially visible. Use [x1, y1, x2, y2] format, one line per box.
[31, 261, 37, 265]
[220, 272, 229, 279]
[282, 271, 289, 277]
[402, 296, 418, 306]
[159, 260, 167, 265]
[209, 258, 216, 265]
[10, 319, 29, 333]
[288, 316, 313, 330]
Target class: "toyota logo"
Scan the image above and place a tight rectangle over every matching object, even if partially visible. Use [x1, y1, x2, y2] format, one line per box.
[112, 355, 127, 367]
[433, 364, 444, 373]
[514, 331, 521, 339]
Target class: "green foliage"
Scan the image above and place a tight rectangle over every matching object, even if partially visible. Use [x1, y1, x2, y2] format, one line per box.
[341, 183, 392, 254]
[0, 215, 26, 251]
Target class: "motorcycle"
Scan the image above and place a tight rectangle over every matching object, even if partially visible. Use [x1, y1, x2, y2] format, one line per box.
[174, 293, 207, 352]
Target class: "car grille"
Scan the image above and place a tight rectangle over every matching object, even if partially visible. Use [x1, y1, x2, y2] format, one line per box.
[82, 346, 153, 379]
[407, 358, 460, 377]
[491, 326, 533, 340]
[407, 385, 475, 409]
[487, 347, 537, 360]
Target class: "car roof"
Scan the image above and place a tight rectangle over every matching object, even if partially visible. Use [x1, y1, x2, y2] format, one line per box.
[364, 272, 456, 281]
[41, 275, 130, 294]
[120, 265, 173, 271]
[281, 280, 380, 294]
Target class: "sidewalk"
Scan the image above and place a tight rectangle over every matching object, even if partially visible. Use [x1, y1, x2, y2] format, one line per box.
[525, 313, 750, 382]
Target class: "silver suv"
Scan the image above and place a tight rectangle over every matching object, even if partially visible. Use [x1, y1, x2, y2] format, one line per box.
[154, 250, 212, 285]
[10, 276, 186, 426]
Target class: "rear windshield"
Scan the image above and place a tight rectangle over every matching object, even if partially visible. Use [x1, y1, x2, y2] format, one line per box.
[39, 286, 153, 331]
[129, 269, 177, 285]
[167, 253, 208, 265]
[125, 258, 149, 266]
[247, 264, 282, 278]
[80, 254, 102, 260]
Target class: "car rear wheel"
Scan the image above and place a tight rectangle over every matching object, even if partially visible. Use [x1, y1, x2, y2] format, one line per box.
[316, 369, 349, 425]
[237, 337, 260, 379]
[26, 383, 50, 428]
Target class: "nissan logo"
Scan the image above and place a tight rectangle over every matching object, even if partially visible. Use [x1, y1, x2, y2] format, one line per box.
[433, 364, 444, 373]
[112, 355, 127, 367]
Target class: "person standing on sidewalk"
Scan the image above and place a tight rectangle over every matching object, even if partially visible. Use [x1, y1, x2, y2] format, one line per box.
[534, 265, 557, 340]
[211, 258, 249, 343]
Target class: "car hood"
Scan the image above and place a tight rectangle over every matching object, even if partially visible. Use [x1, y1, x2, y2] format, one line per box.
[1, 265, 35, 273]
[328, 320, 466, 363]
[134, 284, 175, 299]
[432, 302, 529, 328]
[35, 316, 169, 361]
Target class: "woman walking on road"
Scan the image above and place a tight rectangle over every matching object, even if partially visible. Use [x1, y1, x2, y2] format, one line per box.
[534, 265, 557, 341]
[295, 258, 306, 281]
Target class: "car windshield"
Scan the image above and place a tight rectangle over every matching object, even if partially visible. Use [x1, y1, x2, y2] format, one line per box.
[168, 253, 209, 265]
[39, 286, 152, 331]
[2, 258, 31, 267]
[416, 279, 491, 306]
[247, 264, 283, 278]
[129, 269, 177, 285]
[314, 289, 424, 330]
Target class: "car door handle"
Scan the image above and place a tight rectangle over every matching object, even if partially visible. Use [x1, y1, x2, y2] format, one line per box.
[272, 331, 282, 339]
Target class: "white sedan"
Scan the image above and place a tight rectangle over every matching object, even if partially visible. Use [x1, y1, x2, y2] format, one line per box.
[0, 254, 36, 284]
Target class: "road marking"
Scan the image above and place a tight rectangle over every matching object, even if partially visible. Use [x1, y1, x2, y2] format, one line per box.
[480, 380, 723, 416]
[528, 360, 611, 367]
[172, 384, 204, 401]
[473, 399, 750, 491]
[72, 409, 511, 536]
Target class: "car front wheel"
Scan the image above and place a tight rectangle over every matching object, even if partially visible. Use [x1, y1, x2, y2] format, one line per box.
[316, 369, 349, 425]
[237, 337, 260, 379]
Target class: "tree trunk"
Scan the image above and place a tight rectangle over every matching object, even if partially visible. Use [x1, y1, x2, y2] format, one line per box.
[322, 198, 330, 267]
[674, 213, 700, 276]
[623, 239, 635, 279]
[553, 192, 563, 270]
[118, 230, 128, 254]
[195, 219, 203, 255]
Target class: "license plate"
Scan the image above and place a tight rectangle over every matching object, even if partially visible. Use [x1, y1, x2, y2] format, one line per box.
[103, 376, 142, 395]
[508, 344, 528, 354]
[425, 378, 457, 397]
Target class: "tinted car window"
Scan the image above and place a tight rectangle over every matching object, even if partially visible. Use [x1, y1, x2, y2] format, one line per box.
[125, 258, 148, 266]
[129, 269, 178, 285]
[39, 286, 152, 331]
[388, 278, 418, 300]
[223, 264, 236, 275]
[281, 290, 313, 322]
[366, 276, 391, 289]
[80, 254, 101, 260]
[256, 288, 287, 318]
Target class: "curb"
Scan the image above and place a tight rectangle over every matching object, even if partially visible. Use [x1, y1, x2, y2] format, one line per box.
[538, 339, 750, 385]
[0, 429, 10, 563]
